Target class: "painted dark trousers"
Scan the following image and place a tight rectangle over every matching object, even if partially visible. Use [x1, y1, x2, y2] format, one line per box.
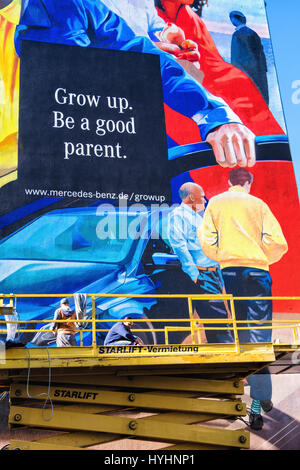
[192, 269, 234, 344]
[222, 267, 272, 401]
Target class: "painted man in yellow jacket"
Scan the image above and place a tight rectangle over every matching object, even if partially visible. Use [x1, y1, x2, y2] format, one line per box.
[198, 167, 288, 430]
[198, 166, 288, 342]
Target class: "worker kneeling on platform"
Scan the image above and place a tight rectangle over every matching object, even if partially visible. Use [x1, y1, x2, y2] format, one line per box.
[51, 298, 78, 347]
[104, 317, 144, 346]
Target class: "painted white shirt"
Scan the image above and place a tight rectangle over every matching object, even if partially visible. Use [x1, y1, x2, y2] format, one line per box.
[100, 0, 166, 38]
[168, 203, 218, 281]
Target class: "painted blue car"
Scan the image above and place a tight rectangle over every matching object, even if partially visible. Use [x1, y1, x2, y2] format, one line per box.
[0, 137, 292, 345]
[0, 205, 188, 346]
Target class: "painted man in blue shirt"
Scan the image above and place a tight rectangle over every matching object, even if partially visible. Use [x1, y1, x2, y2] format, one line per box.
[13, 0, 256, 169]
[167, 182, 233, 343]
[104, 317, 144, 346]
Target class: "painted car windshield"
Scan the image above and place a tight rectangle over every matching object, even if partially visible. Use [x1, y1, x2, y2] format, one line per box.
[0, 213, 145, 264]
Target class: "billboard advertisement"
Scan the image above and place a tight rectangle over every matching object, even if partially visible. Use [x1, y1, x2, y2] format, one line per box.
[0, 0, 300, 449]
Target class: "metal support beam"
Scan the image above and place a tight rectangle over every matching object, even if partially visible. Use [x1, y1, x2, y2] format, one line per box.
[32, 410, 220, 449]
[23, 374, 244, 395]
[10, 383, 246, 416]
[1, 343, 275, 372]
[8, 440, 85, 451]
[9, 405, 250, 448]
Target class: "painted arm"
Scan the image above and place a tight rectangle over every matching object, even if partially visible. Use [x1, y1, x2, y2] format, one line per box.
[168, 212, 199, 282]
[50, 309, 60, 331]
[197, 204, 219, 261]
[261, 205, 288, 264]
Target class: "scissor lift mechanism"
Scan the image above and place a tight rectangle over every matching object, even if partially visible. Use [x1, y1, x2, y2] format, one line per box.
[0, 292, 299, 450]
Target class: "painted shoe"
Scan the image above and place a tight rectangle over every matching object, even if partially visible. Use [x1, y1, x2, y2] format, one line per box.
[261, 400, 273, 413]
[249, 413, 264, 430]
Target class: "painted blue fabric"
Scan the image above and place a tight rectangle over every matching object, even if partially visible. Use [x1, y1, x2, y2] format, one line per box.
[193, 272, 234, 343]
[15, 0, 241, 142]
[222, 266, 273, 400]
[221, 267, 272, 344]
[248, 367, 272, 401]
[167, 203, 217, 281]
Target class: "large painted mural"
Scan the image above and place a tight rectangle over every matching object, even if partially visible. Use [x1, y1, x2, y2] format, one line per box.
[0, 0, 300, 445]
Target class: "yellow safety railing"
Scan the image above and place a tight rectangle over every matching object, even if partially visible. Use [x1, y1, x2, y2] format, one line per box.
[0, 293, 300, 356]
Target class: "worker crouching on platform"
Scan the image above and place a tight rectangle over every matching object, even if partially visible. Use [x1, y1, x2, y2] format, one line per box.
[104, 317, 144, 346]
[51, 298, 78, 347]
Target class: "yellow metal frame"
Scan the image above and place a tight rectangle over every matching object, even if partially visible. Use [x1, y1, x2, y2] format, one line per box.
[10, 383, 247, 416]
[0, 293, 14, 315]
[1, 292, 299, 451]
[0, 293, 300, 356]
[7, 375, 250, 450]
[9, 404, 250, 449]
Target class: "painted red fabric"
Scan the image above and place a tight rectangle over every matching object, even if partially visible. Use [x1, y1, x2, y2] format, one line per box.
[158, 5, 284, 137]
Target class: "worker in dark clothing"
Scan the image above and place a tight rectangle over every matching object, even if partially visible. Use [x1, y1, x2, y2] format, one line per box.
[104, 317, 144, 346]
[230, 10, 269, 105]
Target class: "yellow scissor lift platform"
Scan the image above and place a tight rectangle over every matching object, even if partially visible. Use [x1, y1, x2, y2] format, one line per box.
[0, 293, 299, 451]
